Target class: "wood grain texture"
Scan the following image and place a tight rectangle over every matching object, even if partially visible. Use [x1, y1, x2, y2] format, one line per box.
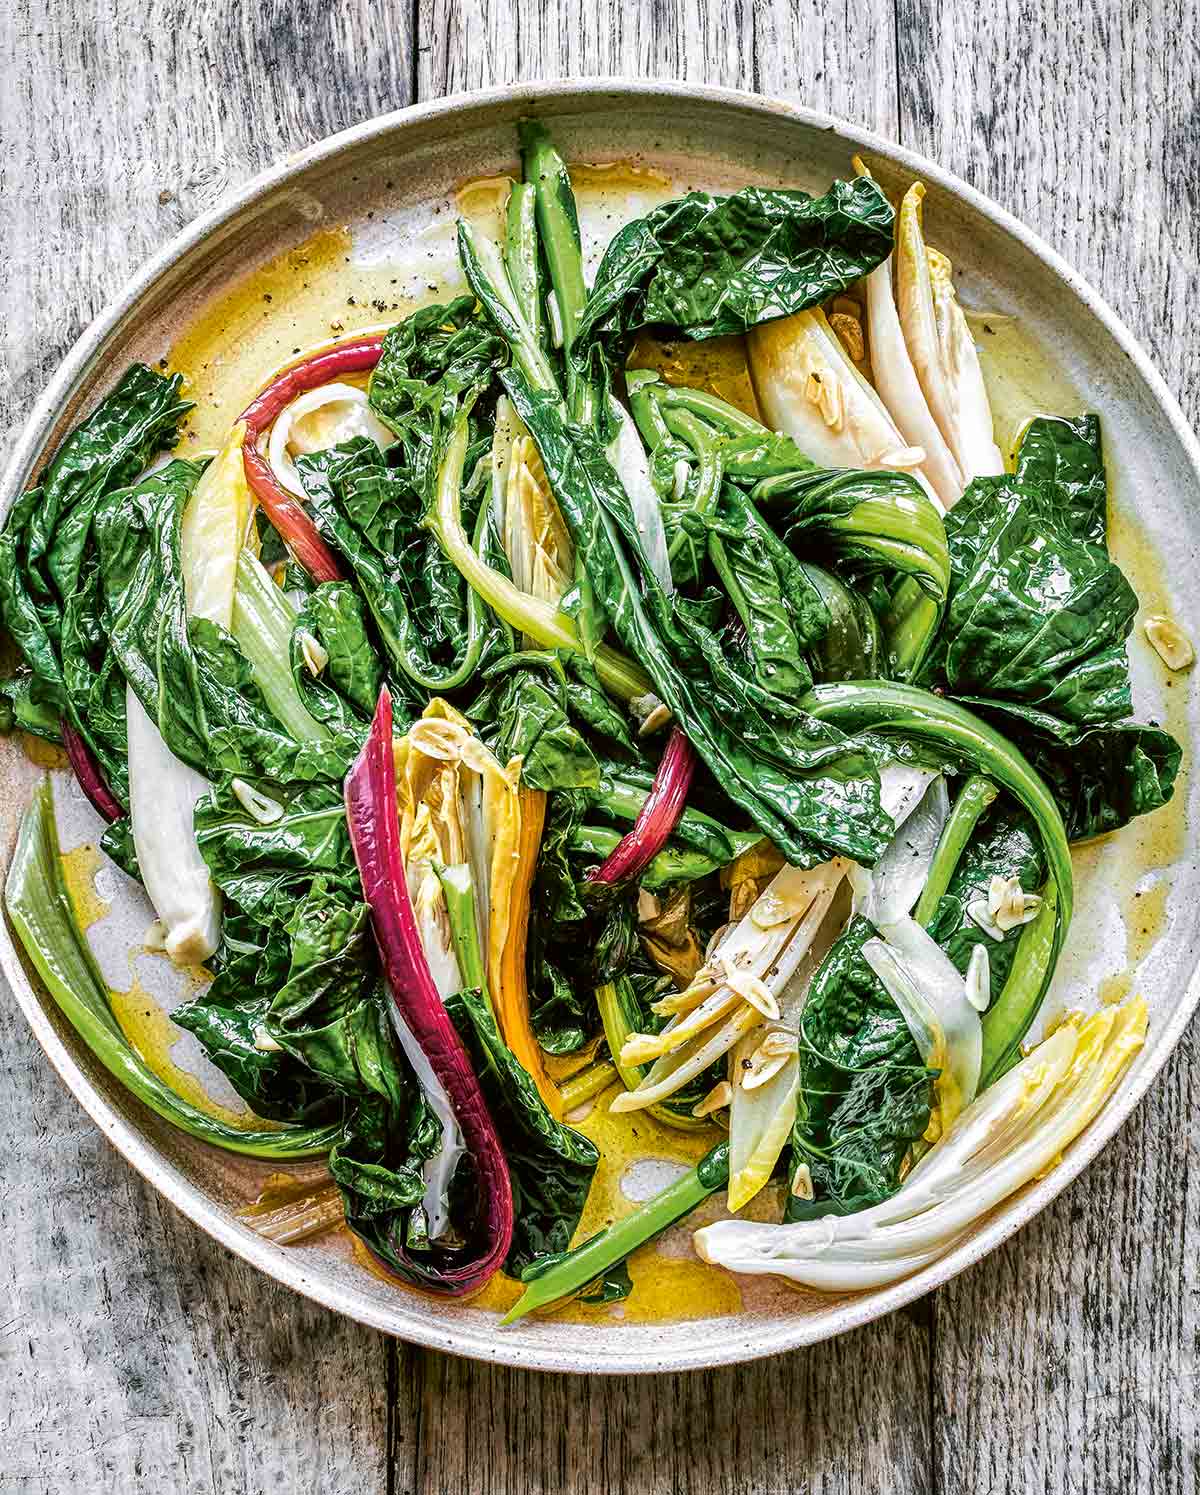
[0, 2, 412, 1492]
[417, 0, 899, 134]
[3, 1, 1200, 1492]
[404, 1306, 932, 1495]
[896, 4, 1200, 1489]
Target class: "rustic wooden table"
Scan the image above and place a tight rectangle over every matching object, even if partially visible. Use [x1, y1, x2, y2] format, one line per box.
[2, 2, 1198, 1491]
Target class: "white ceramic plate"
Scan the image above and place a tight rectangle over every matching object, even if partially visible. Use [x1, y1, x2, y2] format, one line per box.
[2, 80, 1197, 1373]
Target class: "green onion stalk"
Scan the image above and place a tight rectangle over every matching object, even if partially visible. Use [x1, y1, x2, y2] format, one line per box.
[503, 1141, 730, 1323]
[6, 779, 338, 1159]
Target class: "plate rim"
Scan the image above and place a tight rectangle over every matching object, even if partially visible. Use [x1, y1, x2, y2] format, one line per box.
[3, 75, 1198, 1374]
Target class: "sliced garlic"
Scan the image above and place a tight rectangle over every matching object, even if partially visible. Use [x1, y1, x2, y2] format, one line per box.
[692, 1080, 733, 1118]
[297, 629, 329, 677]
[739, 1030, 798, 1090]
[267, 382, 392, 497]
[965, 942, 991, 1012]
[790, 1162, 815, 1200]
[231, 777, 285, 825]
[877, 444, 927, 469]
[720, 962, 782, 1022]
[968, 875, 1041, 938]
[637, 887, 662, 924]
[620, 1032, 665, 1068]
[1144, 614, 1195, 672]
[750, 889, 798, 930]
[637, 702, 673, 738]
[828, 310, 866, 363]
[253, 1025, 283, 1053]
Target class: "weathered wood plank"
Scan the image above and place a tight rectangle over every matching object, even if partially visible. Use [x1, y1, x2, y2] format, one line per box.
[408, 1306, 931, 1495]
[0, 1021, 393, 1495]
[0, 2, 411, 1491]
[897, 3, 1200, 1490]
[401, 11, 929, 1495]
[416, 0, 899, 135]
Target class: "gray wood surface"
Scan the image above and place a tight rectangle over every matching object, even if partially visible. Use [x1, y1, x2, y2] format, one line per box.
[1, 1, 1197, 1491]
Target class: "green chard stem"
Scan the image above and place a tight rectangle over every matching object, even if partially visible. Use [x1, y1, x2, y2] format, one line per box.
[503, 181, 547, 354]
[596, 977, 711, 1132]
[458, 220, 560, 396]
[502, 1141, 730, 1323]
[5, 779, 336, 1159]
[979, 882, 1059, 1086]
[518, 119, 594, 424]
[570, 825, 760, 890]
[660, 406, 725, 562]
[232, 552, 331, 745]
[558, 1059, 619, 1110]
[803, 681, 1073, 1076]
[626, 369, 675, 453]
[435, 861, 490, 1000]
[914, 774, 999, 927]
[658, 384, 766, 438]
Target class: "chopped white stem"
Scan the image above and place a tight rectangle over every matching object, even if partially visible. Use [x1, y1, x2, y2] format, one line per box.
[863, 914, 982, 1132]
[928, 248, 1005, 479]
[747, 307, 938, 502]
[126, 686, 220, 965]
[852, 773, 948, 929]
[863, 251, 963, 508]
[607, 395, 673, 594]
[610, 869, 845, 1112]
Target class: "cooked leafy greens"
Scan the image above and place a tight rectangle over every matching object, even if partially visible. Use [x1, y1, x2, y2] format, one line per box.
[0, 120, 1177, 1315]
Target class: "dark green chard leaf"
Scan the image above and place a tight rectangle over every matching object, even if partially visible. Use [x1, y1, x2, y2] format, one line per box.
[329, 1080, 443, 1267]
[368, 293, 508, 480]
[960, 700, 1181, 842]
[754, 465, 950, 679]
[802, 562, 883, 682]
[195, 775, 358, 930]
[575, 178, 895, 345]
[297, 438, 506, 698]
[704, 482, 824, 701]
[466, 655, 601, 791]
[928, 413, 1181, 837]
[0, 365, 192, 804]
[1012, 413, 1107, 544]
[447, 987, 598, 1274]
[173, 916, 340, 1124]
[788, 915, 934, 1220]
[292, 581, 383, 722]
[502, 366, 893, 868]
[265, 883, 400, 1097]
[0, 669, 63, 742]
[936, 476, 1137, 724]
